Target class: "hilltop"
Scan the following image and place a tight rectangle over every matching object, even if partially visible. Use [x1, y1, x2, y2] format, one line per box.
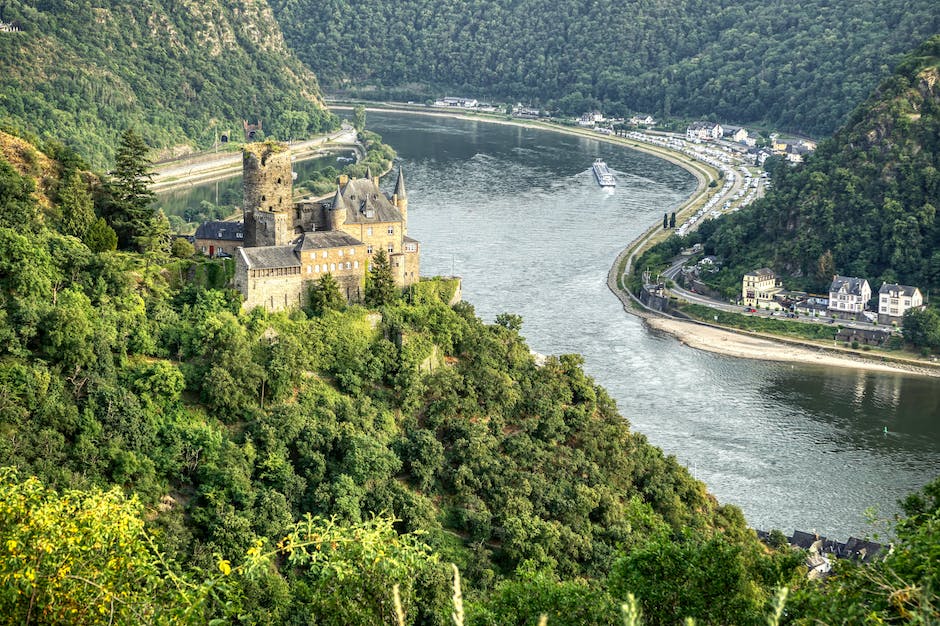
[268, 0, 938, 136]
[0, 0, 336, 167]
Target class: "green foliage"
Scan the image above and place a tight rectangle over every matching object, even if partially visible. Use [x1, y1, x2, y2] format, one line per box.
[171, 237, 195, 259]
[0, 468, 172, 624]
[411, 277, 461, 305]
[84, 217, 118, 252]
[701, 37, 940, 296]
[308, 272, 346, 316]
[3, 129, 928, 626]
[353, 104, 367, 132]
[366, 249, 399, 307]
[788, 477, 940, 624]
[270, 0, 938, 135]
[0, 0, 337, 167]
[0, 157, 39, 231]
[608, 533, 802, 626]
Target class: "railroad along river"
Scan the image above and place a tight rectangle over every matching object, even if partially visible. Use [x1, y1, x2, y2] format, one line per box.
[159, 111, 940, 538]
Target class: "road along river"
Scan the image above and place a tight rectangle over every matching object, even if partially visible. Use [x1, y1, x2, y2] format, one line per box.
[157, 110, 940, 538]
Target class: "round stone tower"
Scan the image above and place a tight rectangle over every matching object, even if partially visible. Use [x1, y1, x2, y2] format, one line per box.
[242, 141, 293, 247]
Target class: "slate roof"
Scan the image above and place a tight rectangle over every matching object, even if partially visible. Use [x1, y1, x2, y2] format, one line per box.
[829, 275, 869, 296]
[745, 267, 775, 278]
[688, 121, 719, 131]
[195, 220, 244, 241]
[336, 178, 404, 224]
[294, 231, 363, 251]
[403, 235, 419, 245]
[237, 245, 300, 270]
[879, 282, 919, 297]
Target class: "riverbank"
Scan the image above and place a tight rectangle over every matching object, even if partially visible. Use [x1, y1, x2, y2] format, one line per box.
[645, 317, 940, 378]
[151, 129, 360, 193]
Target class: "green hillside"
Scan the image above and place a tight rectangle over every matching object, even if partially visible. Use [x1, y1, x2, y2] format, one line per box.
[268, 0, 938, 136]
[0, 0, 336, 167]
[693, 35, 940, 297]
[0, 128, 807, 624]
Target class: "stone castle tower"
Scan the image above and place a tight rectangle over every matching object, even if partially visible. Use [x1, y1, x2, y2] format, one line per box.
[243, 142, 292, 247]
[392, 167, 407, 234]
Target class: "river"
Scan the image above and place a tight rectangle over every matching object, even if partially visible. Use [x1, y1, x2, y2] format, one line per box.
[157, 111, 940, 538]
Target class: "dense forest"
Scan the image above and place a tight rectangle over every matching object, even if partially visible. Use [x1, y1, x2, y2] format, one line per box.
[687, 36, 940, 298]
[0, 0, 336, 167]
[268, 0, 939, 136]
[1, 101, 938, 623]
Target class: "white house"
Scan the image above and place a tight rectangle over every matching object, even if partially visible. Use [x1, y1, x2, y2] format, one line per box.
[878, 283, 923, 324]
[828, 275, 871, 317]
[687, 121, 723, 141]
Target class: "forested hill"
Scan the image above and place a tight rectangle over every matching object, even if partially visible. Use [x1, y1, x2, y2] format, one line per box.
[268, 0, 938, 136]
[696, 35, 940, 296]
[0, 0, 336, 167]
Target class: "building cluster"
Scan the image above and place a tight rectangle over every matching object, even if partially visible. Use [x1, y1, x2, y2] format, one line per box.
[0, 20, 19, 32]
[198, 141, 419, 312]
[756, 529, 883, 579]
[432, 97, 498, 113]
[742, 269, 924, 325]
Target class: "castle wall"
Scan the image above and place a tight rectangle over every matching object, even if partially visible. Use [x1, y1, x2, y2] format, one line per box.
[339, 222, 403, 256]
[253, 210, 292, 247]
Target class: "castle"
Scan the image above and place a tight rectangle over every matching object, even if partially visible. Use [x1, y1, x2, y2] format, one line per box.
[233, 141, 419, 311]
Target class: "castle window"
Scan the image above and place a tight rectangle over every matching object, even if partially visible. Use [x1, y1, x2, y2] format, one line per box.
[345, 262, 351, 269]
[387, 226, 394, 235]
[354, 261, 359, 269]
[349, 248, 355, 255]
[338, 250, 344, 257]
[315, 264, 320, 273]
[261, 195, 266, 202]
[367, 245, 373, 254]
[277, 177, 282, 185]
[307, 266, 312, 274]
[322, 251, 327, 258]
[387, 244, 394, 253]
[330, 263, 336, 272]
[367, 227, 373, 236]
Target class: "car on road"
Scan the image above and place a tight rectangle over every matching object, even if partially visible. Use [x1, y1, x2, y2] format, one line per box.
[743, 307, 757, 312]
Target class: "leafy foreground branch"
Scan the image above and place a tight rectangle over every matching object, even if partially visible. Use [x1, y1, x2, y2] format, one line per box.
[3, 466, 937, 625]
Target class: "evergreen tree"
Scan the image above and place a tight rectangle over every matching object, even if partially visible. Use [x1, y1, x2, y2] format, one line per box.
[105, 129, 156, 250]
[365, 250, 397, 307]
[84, 217, 118, 253]
[663, 213, 669, 229]
[56, 170, 95, 238]
[669, 212, 676, 228]
[308, 272, 345, 315]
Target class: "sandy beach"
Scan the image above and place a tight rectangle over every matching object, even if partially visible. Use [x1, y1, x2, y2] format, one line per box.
[645, 317, 940, 377]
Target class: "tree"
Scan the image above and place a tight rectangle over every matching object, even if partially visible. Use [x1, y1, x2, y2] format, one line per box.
[669, 212, 676, 228]
[309, 272, 346, 315]
[171, 237, 195, 259]
[105, 129, 156, 250]
[56, 170, 95, 238]
[353, 105, 367, 132]
[84, 217, 118, 252]
[0, 468, 171, 624]
[663, 213, 669, 229]
[365, 250, 397, 307]
[0, 159, 39, 231]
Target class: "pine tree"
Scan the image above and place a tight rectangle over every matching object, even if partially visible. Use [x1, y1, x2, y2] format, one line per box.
[84, 217, 118, 253]
[57, 170, 95, 238]
[365, 250, 397, 307]
[669, 212, 676, 228]
[663, 213, 669, 229]
[105, 129, 156, 250]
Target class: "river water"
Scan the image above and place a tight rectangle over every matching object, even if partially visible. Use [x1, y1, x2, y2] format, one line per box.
[158, 111, 940, 538]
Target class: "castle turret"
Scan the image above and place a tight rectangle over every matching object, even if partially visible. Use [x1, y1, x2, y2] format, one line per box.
[393, 167, 408, 234]
[242, 141, 293, 247]
[329, 185, 347, 230]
